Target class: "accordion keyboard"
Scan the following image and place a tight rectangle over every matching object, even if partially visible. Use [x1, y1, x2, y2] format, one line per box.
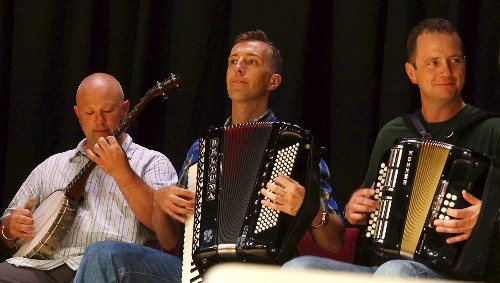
[255, 143, 300, 234]
[181, 164, 202, 283]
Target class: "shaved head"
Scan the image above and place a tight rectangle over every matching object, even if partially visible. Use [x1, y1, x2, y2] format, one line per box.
[76, 73, 124, 104]
[74, 73, 129, 149]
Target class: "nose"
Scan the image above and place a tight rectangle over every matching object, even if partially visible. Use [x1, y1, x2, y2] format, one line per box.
[96, 112, 106, 124]
[440, 61, 453, 77]
[234, 58, 245, 75]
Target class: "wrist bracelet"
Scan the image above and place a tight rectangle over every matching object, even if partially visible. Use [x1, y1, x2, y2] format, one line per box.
[1, 225, 15, 241]
[311, 211, 329, 229]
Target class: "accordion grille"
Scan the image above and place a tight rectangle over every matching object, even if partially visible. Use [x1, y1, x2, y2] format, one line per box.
[219, 123, 273, 243]
[401, 140, 450, 258]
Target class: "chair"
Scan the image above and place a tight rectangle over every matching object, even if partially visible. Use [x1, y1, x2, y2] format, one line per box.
[297, 227, 359, 263]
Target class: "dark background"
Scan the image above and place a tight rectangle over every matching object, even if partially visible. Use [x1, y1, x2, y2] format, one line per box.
[0, 0, 498, 258]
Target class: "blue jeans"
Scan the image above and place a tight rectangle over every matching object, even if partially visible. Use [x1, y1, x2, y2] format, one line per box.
[282, 256, 445, 279]
[73, 241, 181, 283]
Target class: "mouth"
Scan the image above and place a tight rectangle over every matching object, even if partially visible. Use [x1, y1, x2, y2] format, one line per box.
[93, 129, 110, 135]
[230, 76, 247, 85]
[436, 81, 455, 86]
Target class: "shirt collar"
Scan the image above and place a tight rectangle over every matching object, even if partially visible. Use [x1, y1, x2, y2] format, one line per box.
[223, 109, 277, 126]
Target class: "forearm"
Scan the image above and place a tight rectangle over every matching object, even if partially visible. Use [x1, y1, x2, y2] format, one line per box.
[152, 206, 182, 251]
[1, 217, 17, 249]
[310, 209, 345, 253]
[114, 169, 155, 229]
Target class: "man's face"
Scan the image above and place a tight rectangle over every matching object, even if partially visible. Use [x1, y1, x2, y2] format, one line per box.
[405, 32, 466, 105]
[74, 83, 129, 149]
[226, 40, 275, 104]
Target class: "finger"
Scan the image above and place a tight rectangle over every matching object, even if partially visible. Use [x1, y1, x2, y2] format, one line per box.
[174, 198, 196, 210]
[446, 233, 469, 244]
[462, 190, 481, 205]
[105, 136, 118, 145]
[273, 174, 293, 189]
[164, 209, 187, 223]
[86, 148, 99, 161]
[352, 201, 378, 213]
[352, 195, 379, 210]
[261, 199, 287, 214]
[260, 188, 280, 204]
[98, 136, 111, 147]
[265, 182, 282, 196]
[277, 172, 298, 185]
[445, 205, 479, 220]
[352, 187, 376, 199]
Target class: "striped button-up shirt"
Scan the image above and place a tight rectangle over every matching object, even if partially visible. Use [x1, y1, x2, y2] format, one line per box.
[1, 134, 178, 270]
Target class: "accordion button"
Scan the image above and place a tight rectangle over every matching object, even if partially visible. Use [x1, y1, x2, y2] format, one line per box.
[449, 202, 455, 207]
[451, 195, 458, 201]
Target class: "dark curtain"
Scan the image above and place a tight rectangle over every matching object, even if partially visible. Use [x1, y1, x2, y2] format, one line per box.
[1, 0, 498, 233]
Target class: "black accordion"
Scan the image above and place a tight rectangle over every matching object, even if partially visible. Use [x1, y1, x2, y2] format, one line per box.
[366, 137, 495, 279]
[189, 121, 320, 274]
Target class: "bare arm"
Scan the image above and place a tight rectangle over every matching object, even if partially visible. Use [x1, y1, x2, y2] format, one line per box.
[152, 186, 195, 251]
[87, 136, 155, 229]
[310, 208, 345, 252]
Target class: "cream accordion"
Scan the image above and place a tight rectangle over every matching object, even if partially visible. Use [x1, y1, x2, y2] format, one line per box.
[181, 122, 320, 282]
[366, 137, 496, 279]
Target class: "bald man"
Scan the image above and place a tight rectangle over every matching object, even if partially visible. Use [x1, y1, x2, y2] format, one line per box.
[0, 73, 178, 282]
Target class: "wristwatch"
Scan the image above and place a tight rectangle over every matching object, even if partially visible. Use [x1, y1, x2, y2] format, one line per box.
[311, 210, 329, 229]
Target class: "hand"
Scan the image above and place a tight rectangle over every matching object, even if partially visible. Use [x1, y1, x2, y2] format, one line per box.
[86, 136, 131, 178]
[153, 186, 195, 223]
[260, 172, 305, 216]
[344, 184, 378, 225]
[6, 198, 36, 240]
[434, 190, 481, 244]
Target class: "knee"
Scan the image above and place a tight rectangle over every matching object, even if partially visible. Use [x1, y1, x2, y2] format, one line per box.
[375, 260, 413, 276]
[283, 256, 321, 269]
[83, 241, 125, 262]
[375, 260, 436, 278]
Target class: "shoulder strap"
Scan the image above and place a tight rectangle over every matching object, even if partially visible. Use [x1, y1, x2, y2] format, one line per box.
[402, 110, 432, 139]
[444, 110, 500, 142]
[402, 109, 500, 142]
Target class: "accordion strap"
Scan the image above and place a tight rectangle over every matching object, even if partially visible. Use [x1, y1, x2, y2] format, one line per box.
[402, 111, 431, 139]
[402, 109, 500, 142]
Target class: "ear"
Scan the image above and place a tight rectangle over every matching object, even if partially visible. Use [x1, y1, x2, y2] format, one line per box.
[123, 100, 131, 115]
[404, 62, 418, 84]
[74, 106, 79, 118]
[267, 74, 282, 90]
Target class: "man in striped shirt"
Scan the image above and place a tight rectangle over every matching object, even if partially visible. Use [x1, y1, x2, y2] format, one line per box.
[0, 73, 178, 282]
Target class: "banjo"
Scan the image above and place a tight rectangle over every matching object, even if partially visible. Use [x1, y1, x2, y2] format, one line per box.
[13, 74, 181, 259]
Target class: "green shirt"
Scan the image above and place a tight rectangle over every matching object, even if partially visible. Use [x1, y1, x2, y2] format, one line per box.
[364, 104, 500, 187]
[362, 104, 500, 278]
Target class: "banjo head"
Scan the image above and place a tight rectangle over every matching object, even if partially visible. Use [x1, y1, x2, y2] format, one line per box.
[13, 190, 78, 259]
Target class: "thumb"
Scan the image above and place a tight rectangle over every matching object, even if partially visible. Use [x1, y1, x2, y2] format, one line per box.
[24, 197, 36, 212]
